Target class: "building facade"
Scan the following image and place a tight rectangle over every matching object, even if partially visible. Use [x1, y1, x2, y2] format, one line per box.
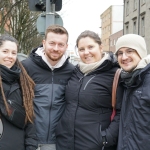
[124, 0, 150, 53]
[100, 5, 123, 51]
[109, 30, 123, 53]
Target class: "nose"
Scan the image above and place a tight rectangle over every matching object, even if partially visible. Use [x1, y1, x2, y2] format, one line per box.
[53, 44, 59, 51]
[84, 49, 89, 54]
[8, 52, 13, 58]
[122, 52, 128, 60]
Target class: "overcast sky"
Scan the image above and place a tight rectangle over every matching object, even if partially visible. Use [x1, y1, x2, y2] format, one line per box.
[58, 0, 124, 50]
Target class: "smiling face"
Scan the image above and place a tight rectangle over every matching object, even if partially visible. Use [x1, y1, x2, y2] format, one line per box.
[43, 32, 68, 66]
[0, 41, 17, 68]
[117, 47, 141, 72]
[78, 37, 102, 64]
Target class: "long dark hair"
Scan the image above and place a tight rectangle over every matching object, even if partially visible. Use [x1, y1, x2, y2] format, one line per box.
[0, 34, 35, 123]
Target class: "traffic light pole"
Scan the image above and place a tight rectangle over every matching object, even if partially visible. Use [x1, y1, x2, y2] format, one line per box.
[46, 0, 55, 29]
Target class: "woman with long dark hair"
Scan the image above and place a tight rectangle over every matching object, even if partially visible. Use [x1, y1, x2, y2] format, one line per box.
[0, 34, 37, 150]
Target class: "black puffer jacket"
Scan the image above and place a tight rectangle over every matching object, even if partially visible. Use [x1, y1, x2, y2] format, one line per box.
[117, 64, 150, 150]
[56, 52, 123, 150]
[0, 65, 37, 150]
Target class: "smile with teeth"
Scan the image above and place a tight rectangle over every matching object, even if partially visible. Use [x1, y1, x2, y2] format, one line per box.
[85, 56, 93, 59]
[5, 60, 12, 63]
[122, 60, 131, 65]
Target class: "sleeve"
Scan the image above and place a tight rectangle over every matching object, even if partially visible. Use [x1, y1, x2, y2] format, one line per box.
[101, 81, 124, 147]
[25, 122, 38, 150]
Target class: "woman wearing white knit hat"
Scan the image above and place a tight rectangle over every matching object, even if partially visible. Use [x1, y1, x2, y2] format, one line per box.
[115, 34, 150, 150]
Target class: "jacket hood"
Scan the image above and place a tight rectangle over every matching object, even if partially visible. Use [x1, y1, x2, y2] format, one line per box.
[96, 51, 119, 72]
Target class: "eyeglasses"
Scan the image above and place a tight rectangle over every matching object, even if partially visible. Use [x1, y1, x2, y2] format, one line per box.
[116, 48, 136, 58]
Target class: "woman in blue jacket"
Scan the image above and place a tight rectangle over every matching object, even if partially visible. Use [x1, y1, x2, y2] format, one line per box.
[56, 30, 123, 150]
[0, 34, 37, 150]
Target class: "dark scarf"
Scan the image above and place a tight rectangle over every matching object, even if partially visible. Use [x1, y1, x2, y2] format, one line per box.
[0, 64, 21, 84]
[121, 69, 141, 87]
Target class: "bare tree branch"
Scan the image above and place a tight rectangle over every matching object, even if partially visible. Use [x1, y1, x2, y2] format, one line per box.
[0, 0, 43, 54]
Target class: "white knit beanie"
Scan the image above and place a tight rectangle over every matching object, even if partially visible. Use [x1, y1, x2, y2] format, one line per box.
[115, 34, 147, 58]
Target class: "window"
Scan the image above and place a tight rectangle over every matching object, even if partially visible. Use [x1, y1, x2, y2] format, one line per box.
[133, 20, 137, 34]
[141, 0, 145, 5]
[112, 40, 114, 46]
[126, 24, 129, 34]
[113, 39, 116, 45]
[110, 40, 112, 46]
[134, 0, 137, 10]
[126, 1, 129, 16]
[103, 28, 104, 35]
[141, 16, 145, 36]
[103, 40, 105, 46]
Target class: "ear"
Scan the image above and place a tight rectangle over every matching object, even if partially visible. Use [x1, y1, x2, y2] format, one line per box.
[42, 40, 45, 49]
[99, 45, 103, 53]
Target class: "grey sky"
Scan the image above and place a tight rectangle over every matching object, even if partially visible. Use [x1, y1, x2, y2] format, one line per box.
[58, 0, 124, 49]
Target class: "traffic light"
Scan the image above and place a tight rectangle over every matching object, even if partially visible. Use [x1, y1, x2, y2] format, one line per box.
[28, 0, 62, 11]
[35, 0, 46, 11]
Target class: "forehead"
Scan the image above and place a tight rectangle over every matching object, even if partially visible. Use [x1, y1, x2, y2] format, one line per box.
[78, 37, 96, 45]
[0, 41, 17, 51]
[46, 32, 68, 43]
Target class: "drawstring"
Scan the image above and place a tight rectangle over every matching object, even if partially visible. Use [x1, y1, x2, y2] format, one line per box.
[102, 145, 105, 150]
[102, 137, 108, 150]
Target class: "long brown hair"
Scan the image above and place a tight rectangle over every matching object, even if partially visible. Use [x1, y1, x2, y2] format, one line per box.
[0, 34, 35, 123]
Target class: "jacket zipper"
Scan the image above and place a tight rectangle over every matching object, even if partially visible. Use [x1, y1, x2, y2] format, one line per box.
[47, 71, 54, 141]
[83, 76, 95, 90]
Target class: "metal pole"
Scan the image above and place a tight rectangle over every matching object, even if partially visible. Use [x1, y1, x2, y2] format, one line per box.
[46, 0, 55, 29]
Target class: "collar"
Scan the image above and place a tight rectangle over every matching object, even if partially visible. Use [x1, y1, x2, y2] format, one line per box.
[35, 47, 68, 70]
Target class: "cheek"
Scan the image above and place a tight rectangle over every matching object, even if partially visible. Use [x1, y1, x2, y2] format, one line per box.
[60, 48, 66, 53]
[44, 42, 51, 50]
[79, 54, 85, 62]
[12, 56, 17, 62]
[78, 53, 83, 58]
[135, 57, 141, 64]
[117, 58, 122, 65]
[95, 52, 102, 60]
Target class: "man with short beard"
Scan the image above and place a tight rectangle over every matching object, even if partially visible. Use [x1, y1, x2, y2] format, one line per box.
[115, 34, 150, 150]
[22, 25, 74, 150]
